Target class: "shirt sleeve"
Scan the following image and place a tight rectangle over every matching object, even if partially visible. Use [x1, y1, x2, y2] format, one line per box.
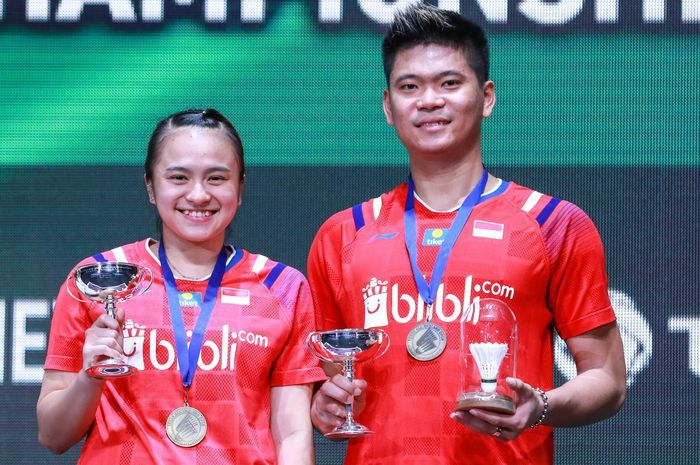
[44, 268, 96, 372]
[543, 201, 617, 340]
[307, 215, 349, 331]
[269, 268, 327, 386]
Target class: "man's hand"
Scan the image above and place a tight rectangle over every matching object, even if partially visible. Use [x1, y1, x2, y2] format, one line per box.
[450, 377, 544, 441]
[311, 374, 368, 435]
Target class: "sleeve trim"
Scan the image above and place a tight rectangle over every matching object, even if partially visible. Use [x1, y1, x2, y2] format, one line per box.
[557, 306, 617, 340]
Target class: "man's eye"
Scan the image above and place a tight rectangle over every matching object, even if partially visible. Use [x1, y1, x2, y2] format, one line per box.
[443, 80, 460, 87]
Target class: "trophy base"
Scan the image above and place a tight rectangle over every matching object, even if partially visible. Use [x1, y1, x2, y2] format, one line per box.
[86, 360, 137, 379]
[325, 422, 373, 439]
[455, 391, 515, 415]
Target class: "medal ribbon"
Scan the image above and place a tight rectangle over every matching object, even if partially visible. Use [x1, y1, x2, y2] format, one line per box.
[159, 241, 227, 388]
[404, 168, 489, 317]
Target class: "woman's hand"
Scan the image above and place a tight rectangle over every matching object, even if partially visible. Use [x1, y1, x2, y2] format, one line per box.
[82, 308, 125, 371]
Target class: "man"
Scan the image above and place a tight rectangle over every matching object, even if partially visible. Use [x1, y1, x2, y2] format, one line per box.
[308, 4, 626, 464]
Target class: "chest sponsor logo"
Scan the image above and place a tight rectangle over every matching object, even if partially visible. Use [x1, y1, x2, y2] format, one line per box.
[361, 276, 515, 328]
[178, 292, 202, 308]
[422, 228, 445, 246]
[221, 287, 250, 305]
[122, 321, 268, 371]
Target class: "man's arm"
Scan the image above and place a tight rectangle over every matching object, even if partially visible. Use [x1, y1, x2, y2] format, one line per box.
[453, 321, 626, 440]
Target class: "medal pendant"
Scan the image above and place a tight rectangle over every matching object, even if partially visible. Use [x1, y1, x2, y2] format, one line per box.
[406, 321, 447, 361]
[166, 406, 207, 447]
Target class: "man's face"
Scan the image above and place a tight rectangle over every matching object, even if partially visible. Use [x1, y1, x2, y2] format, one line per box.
[383, 44, 495, 160]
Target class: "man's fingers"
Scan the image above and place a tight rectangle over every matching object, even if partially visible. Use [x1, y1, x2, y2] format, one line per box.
[320, 376, 357, 404]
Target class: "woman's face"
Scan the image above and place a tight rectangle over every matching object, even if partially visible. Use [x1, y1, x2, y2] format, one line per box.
[146, 126, 244, 249]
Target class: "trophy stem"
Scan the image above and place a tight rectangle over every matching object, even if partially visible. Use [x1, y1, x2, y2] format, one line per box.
[343, 360, 355, 424]
[105, 294, 116, 319]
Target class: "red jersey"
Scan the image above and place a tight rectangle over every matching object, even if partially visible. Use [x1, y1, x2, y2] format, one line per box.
[307, 180, 616, 465]
[45, 239, 326, 464]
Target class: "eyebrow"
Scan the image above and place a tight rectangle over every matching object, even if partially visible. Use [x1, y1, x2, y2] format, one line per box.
[164, 166, 232, 174]
[393, 69, 468, 85]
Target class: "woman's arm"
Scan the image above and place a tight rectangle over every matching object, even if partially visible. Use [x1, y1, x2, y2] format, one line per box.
[37, 370, 105, 453]
[37, 310, 125, 453]
[271, 384, 315, 465]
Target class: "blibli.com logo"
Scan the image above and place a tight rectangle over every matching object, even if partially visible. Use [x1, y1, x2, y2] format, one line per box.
[361, 276, 515, 328]
[121, 321, 269, 372]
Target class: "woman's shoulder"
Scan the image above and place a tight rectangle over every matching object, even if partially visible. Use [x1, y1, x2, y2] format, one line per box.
[227, 247, 306, 290]
[71, 238, 154, 269]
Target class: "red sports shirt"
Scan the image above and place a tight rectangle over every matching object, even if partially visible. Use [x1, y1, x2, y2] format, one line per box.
[307, 180, 616, 465]
[45, 239, 326, 464]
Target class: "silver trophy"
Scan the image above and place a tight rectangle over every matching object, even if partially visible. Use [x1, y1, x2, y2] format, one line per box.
[66, 261, 152, 378]
[307, 328, 389, 438]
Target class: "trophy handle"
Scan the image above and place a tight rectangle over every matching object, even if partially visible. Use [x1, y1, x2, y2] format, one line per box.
[132, 265, 153, 298]
[64, 271, 92, 303]
[370, 328, 390, 361]
[306, 331, 335, 363]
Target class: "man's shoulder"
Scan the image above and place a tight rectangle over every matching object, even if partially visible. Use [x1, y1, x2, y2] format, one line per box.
[315, 184, 405, 239]
[499, 181, 592, 228]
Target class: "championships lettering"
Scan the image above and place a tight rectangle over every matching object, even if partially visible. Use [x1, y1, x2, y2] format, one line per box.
[1, 0, 699, 31]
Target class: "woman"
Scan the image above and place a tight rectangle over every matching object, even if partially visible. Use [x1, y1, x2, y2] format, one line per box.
[37, 109, 325, 464]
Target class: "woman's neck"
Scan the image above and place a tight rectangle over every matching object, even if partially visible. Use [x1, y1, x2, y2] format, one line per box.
[154, 232, 225, 280]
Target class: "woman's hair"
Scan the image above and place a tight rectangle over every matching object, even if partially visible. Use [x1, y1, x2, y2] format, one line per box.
[145, 108, 245, 182]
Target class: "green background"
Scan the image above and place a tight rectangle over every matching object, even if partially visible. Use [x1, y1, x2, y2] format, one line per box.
[1, 2, 699, 167]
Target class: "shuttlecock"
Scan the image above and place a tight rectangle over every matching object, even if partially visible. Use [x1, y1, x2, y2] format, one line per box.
[469, 342, 508, 393]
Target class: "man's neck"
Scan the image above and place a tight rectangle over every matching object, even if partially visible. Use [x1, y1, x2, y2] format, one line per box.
[409, 155, 493, 211]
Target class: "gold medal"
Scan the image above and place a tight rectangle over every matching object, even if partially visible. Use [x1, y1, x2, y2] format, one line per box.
[166, 406, 207, 447]
[406, 321, 447, 361]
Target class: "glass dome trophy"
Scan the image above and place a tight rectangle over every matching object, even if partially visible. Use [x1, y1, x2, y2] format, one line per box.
[455, 298, 517, 414]
[66, 261, 152, 379]
[307, 328, 389, 438]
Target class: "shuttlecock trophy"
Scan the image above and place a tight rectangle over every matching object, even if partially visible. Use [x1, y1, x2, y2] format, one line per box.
[455, 298, 517, 414]
[307, 328, 389, 438]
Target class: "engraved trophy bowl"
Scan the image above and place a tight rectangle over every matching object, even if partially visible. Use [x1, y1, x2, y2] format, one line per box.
[307, 328, 389, 438]
[455, 298, 517, 415]
[66, 261, 153, 379]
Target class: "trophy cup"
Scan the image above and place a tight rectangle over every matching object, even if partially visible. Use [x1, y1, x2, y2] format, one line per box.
[66, 261, 152, 378]
[455, 298, 517, 414]
[307, 328, 389, 438]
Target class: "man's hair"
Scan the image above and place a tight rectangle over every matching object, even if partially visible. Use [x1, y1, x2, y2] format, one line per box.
[382, 3, 490, 85]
